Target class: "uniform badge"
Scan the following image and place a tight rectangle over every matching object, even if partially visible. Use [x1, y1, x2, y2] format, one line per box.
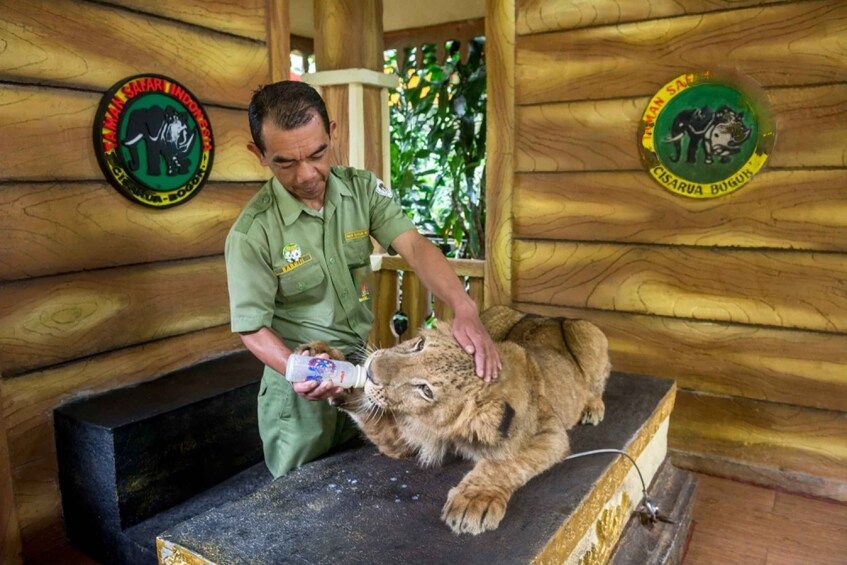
[283, 243, 302, 263]
[358, 283, 370, 303]
[375, 179, 393, 198]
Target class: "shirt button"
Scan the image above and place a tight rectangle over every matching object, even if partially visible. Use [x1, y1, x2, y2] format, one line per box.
[262, 196, 270, 204]
[341, 290, 349, 298]
[297, 282, 305, 290]
[329, 257, 336, 264]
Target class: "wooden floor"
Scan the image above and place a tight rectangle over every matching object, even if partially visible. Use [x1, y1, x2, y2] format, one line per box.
[683, 473, 847, 565]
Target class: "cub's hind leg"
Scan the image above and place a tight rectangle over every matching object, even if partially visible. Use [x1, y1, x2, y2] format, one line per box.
[561, 320, 610, 426]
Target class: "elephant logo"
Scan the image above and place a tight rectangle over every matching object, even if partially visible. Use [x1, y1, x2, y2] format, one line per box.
[94, 74, 214, 208]
[664, 105, 751, 165]
[638, 71, 775, 199]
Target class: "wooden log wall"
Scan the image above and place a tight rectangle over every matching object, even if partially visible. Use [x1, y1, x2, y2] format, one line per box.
[487, 0, 847, 500]
[0, 0, 283, 560]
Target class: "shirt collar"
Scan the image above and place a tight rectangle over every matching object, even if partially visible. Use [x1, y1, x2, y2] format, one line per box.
[272, 169, 352, 226]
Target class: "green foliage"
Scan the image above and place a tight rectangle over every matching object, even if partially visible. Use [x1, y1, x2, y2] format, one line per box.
[385, 38, 487, 259]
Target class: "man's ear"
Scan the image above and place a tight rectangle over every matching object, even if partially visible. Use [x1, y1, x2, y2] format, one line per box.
[246, 142, 266, 166]
[328, 120, 337, 143]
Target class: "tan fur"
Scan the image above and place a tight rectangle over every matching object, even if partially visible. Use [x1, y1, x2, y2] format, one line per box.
[302, 305, 611, 535]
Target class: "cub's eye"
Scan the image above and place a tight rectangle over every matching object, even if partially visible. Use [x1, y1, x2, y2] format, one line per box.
[410, 338, 425, 352]
[416, 383, 434, 401]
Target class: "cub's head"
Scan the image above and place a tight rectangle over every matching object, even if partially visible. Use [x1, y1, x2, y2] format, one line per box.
[364, 324, 482, 424]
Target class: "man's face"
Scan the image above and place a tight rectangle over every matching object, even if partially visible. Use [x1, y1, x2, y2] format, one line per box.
[248, 115, 336, 204]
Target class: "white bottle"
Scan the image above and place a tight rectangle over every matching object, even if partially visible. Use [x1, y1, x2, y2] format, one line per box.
[285, 354, 366, 388]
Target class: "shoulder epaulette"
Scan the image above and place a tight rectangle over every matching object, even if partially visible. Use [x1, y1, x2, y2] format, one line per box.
[233, 192, 273, 234]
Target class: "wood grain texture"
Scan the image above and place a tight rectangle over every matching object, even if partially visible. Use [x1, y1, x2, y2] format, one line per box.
[0, 256, 230, 377]
[103, 0, 267, 41]
[400, 271, 430, 341]
[517, 0, 792, 35]
[0, 325, 243, 559]
[514, 169, 847, 251]
[384, 17, 485, 65]
[516, 0, 847, 104]
[0, 401, 22, 565]
[484, 0, 516, 307]
[314, 0, 384, 71]
[519, 304, 847, 413]
[513, 240, 847, 333]
[0, 85, 267, 182]
[669, 390, 847, 491]
[0, 182, 258, 282]
[683, 474, 847, 565]
[322, 85, 350, 167]
[377, 255, 484, 277]
[363, 86, 384, 176]
[369, 269, 399, 349]
[0, 0, 268, 107]
[515, 84, 847, 172]
[267, 0, 291, 82]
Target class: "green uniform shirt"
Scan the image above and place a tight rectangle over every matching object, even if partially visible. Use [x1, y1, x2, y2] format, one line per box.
[225, 165, 415, 354]
[225, 165, 415, 478]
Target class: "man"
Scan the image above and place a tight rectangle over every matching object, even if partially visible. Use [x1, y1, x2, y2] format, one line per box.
[225, 81, 499, 478]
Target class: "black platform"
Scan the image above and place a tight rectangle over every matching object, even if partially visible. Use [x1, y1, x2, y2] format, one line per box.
[158, 373, 678, 564]
[54, 351, 266, 564]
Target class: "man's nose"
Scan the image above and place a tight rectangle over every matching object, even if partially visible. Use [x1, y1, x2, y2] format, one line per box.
[295, 162, 318, 182]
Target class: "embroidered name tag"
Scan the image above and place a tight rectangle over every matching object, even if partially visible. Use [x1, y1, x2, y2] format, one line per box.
[274, 254, 313, 275]
[345, 229, 369, 241]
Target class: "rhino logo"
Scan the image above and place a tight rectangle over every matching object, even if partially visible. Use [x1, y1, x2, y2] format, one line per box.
[123, 105, 197, 176]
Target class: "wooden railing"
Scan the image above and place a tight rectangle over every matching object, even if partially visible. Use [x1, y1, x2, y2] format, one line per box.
[368, 254, 485, 348]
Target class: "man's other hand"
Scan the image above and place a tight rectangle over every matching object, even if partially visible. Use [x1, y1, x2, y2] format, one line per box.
[451, 305, 501, 382]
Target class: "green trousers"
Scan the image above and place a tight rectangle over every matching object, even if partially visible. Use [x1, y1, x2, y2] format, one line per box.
[257, 366, 359, 478]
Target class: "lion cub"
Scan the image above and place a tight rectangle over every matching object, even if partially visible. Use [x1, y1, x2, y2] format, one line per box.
[302, 305, 610, 535]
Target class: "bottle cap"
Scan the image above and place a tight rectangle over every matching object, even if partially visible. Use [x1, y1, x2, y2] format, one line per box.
[351, 365, 367, 388]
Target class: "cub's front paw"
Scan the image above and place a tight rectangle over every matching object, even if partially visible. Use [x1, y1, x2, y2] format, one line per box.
[441, 485, 507, 535]
[580, 397, 605, 426]
[295, 341, 345, 360]
[328, 388, 365, 411]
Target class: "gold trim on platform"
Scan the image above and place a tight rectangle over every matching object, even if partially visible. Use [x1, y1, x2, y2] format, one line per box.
[531, 382, 676, 565]
[157, 537, 216, 565]
[578, 492, 630, 565]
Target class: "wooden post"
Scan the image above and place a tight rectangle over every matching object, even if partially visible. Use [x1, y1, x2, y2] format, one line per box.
[267, 0, 291, 82]
[307, 0, 395, 181]
[484, 0, 515, 308]
[314, 0, 384, 72]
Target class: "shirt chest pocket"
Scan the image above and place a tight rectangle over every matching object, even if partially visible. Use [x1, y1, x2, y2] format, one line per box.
[343, 235, 372, 268]
[276, 259, 326, 302]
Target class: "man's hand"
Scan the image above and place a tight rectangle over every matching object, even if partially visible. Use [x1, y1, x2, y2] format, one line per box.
[292, 380, 344, 401]
[289, 351, 344, 401]
[452, 304, 501, 382]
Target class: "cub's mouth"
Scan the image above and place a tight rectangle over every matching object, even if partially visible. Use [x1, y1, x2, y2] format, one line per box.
[361, 354, 388, 410]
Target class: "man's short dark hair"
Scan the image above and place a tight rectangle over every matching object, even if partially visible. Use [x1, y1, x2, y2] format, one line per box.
[248, 81, 331, 153]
